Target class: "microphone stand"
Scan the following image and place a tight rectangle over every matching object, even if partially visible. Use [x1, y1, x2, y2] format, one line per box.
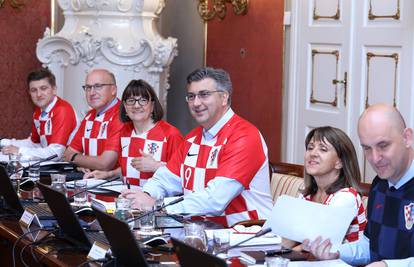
[67, 176, 121, 202]
[126, 196, 185, 224]
[13, 154, 59, 174]
[214, 227, 272, 255]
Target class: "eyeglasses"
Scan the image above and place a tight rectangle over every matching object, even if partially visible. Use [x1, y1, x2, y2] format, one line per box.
[185, 90, 223, 102]
[124, 98, 150, 107]
[82, 83, 114, 92]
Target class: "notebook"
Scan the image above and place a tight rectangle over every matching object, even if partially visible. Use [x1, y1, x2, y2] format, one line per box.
[37, 182, 108, 249]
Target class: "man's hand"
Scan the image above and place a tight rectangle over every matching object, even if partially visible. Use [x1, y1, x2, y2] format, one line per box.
[83, 170, 110, 179]
[120, 189, 156, 209]
[302, 236, 339, 260]
[130, 149, 162, 173]
[1, 145, 19, 155]
[366, 261, 387, 267]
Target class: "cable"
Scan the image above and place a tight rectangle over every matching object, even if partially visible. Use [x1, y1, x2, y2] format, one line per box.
[19, 228, 59, 267]
[12, 228, 42, 267]
[76, 257, 109, 267]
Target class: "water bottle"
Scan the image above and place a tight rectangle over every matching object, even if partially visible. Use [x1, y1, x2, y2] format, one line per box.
[6, 154, 23, 194]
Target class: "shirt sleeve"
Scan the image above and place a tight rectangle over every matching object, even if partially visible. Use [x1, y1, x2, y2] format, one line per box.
[103, 117, 123, 152]
[165, 131, 183, 161]
[18, 143, 65, 161]
[47, 104, 77, 145]
[384, 258, 414, 267]
[69, 119, 86, 152]
[339, 234, 370, 266]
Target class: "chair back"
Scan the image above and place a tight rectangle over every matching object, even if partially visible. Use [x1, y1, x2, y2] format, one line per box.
[270, 173, 304, 203]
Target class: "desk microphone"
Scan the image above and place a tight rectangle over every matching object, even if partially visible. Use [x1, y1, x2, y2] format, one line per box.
[68, 176, 121, 202]
[126, 196, 184, 224]
[13, 154, 59, 174]
[214, 227, 272, 255]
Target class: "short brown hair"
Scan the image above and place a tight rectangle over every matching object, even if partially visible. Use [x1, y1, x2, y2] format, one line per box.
[120, 80, 163, 123]
[302, 126, 361, 196]
[27, 68, 56, 87]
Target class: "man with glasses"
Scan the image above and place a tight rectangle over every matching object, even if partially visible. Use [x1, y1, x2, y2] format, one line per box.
[1, 68, 77, 161]
[63, 69, 123, 172]
[121, 67, 273, 227]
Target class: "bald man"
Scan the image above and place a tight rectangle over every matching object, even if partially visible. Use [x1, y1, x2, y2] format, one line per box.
[62, 69, 123, 171]
[304, 104, 414, 267]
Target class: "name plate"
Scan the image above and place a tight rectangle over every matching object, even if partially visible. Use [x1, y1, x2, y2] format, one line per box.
[19, 209, 42, 228]
[87, 241, 111, 263]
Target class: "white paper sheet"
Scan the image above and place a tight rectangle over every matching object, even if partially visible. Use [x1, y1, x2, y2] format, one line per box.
[250, 259, 352, 267]
[263, 195, 355, 251]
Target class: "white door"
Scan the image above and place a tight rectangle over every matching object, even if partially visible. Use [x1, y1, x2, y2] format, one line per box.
[286, 0, 414, 182]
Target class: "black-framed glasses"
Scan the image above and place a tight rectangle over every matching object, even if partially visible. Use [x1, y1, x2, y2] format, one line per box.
[82, 83, 114, 92]
[124, 97, 150, 107]
[185, 90, 223, 102]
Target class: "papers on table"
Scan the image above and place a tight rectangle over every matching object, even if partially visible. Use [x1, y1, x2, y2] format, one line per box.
[249, 259, 352, 267]
[263, 195, 355, 251]
[205, 229, 282, 247]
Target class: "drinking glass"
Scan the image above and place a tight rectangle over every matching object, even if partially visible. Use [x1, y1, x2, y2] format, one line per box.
[265, 257, 290, 267]
[28, 165, 40, 182]
[137, 203, 155, 232]
[183, 223, 208, 252]
[114, 198, 135, 229]
[213, 229, 231, 253]
[50, 174, 67, 196]
[73, 179, 88, 206]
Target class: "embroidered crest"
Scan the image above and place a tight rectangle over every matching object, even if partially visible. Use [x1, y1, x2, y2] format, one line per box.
[404, 203, 414, 230]
[45, 119, 52, 135]
[98, 122, 108, 138]
[147, 143, 159, 155]
[210, 148, 218, 164]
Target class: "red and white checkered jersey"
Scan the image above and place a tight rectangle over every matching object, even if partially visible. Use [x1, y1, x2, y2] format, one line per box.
[31, 97, 77, 147]
[166, 114, 273, 227]
[303, 187, 367, 242]
[119, 120, 183, 186]
[69, 99, 123, 156]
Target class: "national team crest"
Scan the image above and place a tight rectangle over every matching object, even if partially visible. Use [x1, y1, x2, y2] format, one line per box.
[147, 143, 159, 155]
[210, 148, 218, 164]
[98, 122, 108, 138]
[45, 119, 52, 135]
[404, 203, 414, 230]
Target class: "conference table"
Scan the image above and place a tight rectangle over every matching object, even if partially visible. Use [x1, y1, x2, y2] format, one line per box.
[0, 177, 330, 267]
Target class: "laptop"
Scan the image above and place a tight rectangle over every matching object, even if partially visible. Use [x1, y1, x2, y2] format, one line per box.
[37, 182, 108, 249]
[92, 207, 153, 267]
[0, 166, 53, 219]
[171, 237, 228, 267]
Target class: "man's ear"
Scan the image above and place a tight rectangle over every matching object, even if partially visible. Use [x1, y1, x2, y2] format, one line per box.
[403, 128, 413, 148]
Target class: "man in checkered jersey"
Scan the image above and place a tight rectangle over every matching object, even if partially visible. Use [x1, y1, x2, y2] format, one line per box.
[1, 68, 77, 161]
[305, 104, 414, 267]
[121, 67, 273, 227]
[63, 69, 123, 172]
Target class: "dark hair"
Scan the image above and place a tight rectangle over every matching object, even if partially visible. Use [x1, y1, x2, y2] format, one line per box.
[27, 68, 56, 87]
[119, 79, 163, 123]
[186, 67, 232, 105]
[302, 126, 361, 196]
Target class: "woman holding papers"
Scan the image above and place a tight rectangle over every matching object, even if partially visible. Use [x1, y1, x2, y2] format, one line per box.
[84, 80, 183, 186]
[284, 126, 366, 249]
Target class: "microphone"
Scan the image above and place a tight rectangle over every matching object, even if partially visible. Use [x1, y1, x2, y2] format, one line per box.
[68, 176, 121, 202]
[13, 154, 59, 174]
[126, 196, 184, 224]
[214, 227, 272, 255]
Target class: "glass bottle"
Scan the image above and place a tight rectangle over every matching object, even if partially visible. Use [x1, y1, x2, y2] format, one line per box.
[6, 154, 23, 195]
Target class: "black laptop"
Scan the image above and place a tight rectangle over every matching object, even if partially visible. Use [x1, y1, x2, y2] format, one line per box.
[92, 207, 154, 267]
[0, 166, 53, 219]
[171, 237, 228, 267]
[37, 182, 107, 249]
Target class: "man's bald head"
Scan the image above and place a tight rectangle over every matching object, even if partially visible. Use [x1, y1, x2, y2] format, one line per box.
[358, 103, 413, 184]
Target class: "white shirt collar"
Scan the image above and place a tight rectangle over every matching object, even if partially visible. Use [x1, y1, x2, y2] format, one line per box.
[203, 108, 234, 141]
[41, 96, 58, 115]
[388, 159, 414, 189]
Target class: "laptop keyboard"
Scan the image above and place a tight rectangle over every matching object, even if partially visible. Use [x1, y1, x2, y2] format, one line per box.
[23, 203, 54, 218]
[87, 231, 109, 245]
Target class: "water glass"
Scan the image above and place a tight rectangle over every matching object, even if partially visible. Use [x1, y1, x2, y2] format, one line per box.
[114, 198, 134, 229]
[74, 179, 88, 206]
[183, 223, 208, 252]
[50, 174, 67, 196]
[265, 256, 290, 267]
[28, 165, 40, 181]
[137, 204, 155, 232]
[7, 154, 23, 194]
[213, 229, 231, 253]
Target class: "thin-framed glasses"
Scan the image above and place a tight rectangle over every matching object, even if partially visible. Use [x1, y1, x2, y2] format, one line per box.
[124, 97, 150, 107]
[82, 83, 114, 92]
[185, 90, 223, 102]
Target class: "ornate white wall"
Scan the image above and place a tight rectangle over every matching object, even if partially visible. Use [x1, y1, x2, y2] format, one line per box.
[36, 0, 177, 117]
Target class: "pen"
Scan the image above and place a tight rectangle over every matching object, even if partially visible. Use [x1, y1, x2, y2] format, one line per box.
[126, 179, 131, 189]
